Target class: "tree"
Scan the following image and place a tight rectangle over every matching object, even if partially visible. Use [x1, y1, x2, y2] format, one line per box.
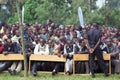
[35, 0, 72, 24]
[6, 0, 120, 28]
[7, 0, 97, 25]
[16, 0, 28, 77]
[99, 0, 120, 27]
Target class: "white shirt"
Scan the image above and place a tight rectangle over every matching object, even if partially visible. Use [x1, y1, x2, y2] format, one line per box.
[34, 44, 49, 55]
[11, 35, 20, 43]
[64, 44, 76, 56]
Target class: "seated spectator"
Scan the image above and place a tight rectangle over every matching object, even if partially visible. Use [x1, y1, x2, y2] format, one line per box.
[25, 28, 34, 43]
[48, 40, 59, 55]
[3, 39, 22, 75]
[40, 27, 49, 40]
[113, 37, 119, 46]
[24, 38, 35, 56]
[0, 39, 4, 53]
[0, 39, 12, 72]
[2, 31, 12, 43]
[52, 36, 66, 75]
[75, 26, 83, 40]
[46, 19, 53, 29]
[11, 30, 21, 44]
[50, 29, 59, 42]
[34, 39, 49, 55]
[71, 31, 78, 41]
[63, 40, 76, 75]
[32, 36, 39, 46]
[0, 21, 5, 35]
[25, 41, 35, 70]
[31, 39, 49, 76]
[65, 27, 71, 40]
[106, 38, 120, 74]
[100, 38, 108, 54]
[75, 39, 89, 73]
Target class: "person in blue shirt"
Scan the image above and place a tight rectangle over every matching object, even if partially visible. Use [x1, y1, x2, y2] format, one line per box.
[40, 27, 49, 40]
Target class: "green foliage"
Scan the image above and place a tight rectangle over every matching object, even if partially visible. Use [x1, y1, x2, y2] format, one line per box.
[7, 13, 18, 24]
[5, 0, 120, 28]
[0, 9, 6, 21]
[35, 0, 71, 24]
[105, 8, 120, 27]
[23, 0, 41, 24]
[0, 72, 120, 80]
[97, 0, 120, 27]
[0, 0, 8, 4]
[87, 11, 104, 25]
[34, 0, 52, 24]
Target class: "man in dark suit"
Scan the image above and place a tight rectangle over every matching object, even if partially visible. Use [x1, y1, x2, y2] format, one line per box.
[87, 23, 109, 78]
[106, 38, 120, 74]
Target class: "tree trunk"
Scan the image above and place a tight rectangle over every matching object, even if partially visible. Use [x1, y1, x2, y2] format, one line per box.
[16, 0, 28, 77]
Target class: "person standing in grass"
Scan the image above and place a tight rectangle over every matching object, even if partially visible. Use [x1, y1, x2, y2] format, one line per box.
[87, 23, 109, 78]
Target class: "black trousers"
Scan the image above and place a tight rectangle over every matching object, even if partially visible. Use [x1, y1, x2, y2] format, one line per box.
[53, 62, 64, 72]
[32, 62, 47, 73]
[89, 49, 108, 75]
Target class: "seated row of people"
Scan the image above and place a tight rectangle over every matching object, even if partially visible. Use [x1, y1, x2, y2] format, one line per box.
[0, 36, 119, 76]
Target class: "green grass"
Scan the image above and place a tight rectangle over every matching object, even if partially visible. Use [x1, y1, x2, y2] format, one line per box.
[0, 72, 120, 80]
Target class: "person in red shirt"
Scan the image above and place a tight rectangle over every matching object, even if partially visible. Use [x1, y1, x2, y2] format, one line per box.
[0, 39, 4, 53]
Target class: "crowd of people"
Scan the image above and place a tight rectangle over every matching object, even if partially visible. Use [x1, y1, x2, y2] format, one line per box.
[0, 20, 120, 77]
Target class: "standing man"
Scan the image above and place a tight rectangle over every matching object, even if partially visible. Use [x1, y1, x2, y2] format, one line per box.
[87, 23, 109, 78]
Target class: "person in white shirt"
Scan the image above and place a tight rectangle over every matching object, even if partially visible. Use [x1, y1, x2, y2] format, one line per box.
[31, 39, 50, 76]
[34, 39, 49, 55]
[11, 30, 21, 44]
[63, 40, 76, 75]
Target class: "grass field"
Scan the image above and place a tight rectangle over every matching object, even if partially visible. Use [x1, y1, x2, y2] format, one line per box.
[0, 72, 120, 80]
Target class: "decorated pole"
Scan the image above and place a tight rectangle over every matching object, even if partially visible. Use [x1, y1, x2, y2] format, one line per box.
[16, 0, 28, 77]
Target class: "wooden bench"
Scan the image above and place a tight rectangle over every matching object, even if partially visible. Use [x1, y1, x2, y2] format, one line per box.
[0, 54, 24, 61]
[73, 54, 111, 74]
[29, 54, 66, 74]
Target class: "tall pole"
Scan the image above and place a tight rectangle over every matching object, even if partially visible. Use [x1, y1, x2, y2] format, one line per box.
[16, 0, 28, 77]
[105, 0, 107, 25]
